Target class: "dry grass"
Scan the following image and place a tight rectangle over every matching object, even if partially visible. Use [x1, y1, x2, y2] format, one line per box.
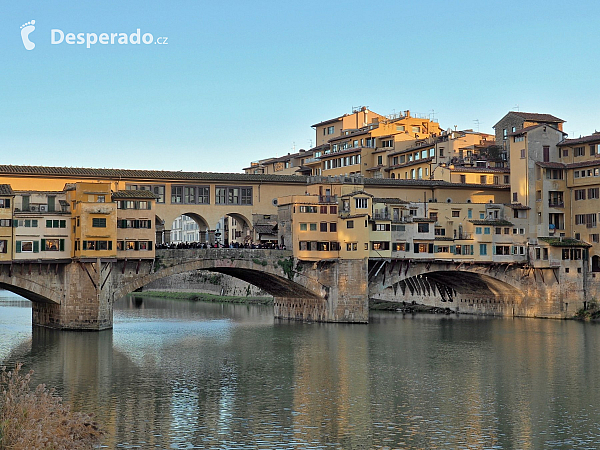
[0, 364, 103, 449]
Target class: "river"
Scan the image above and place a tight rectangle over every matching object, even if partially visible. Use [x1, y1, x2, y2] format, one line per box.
[1, 291, 600, 449]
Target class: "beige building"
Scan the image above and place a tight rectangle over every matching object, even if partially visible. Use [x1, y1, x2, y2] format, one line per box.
[0, 185, 14, 261]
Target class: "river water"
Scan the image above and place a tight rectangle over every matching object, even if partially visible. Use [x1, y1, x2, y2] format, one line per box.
[1, 291, 600, 449]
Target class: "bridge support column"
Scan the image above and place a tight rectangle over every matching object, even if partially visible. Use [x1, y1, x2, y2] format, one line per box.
[32, 260, 113, 331]
[274, 259, 369, 323]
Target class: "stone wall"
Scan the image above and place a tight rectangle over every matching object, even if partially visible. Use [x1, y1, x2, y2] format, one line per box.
[140, 270, 272, 298]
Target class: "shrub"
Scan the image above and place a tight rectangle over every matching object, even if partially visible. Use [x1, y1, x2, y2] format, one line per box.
[0, 364, 103, 450]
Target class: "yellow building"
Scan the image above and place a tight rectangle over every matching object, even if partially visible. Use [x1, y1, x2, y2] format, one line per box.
[0, 185, 14, 261]
[113, 190, 157, 259]
[66, 182, 116, 259]
[13, 190, 71, 261]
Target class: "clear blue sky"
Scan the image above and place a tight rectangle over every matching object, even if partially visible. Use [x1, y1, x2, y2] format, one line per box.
[2, 1, 600, 173]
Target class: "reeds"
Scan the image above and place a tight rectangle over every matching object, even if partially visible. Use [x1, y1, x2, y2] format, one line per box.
[0, 364, 103, 449]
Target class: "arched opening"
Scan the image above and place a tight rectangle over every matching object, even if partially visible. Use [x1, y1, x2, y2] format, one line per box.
[169, 213, 210, 245]
[592, 255, 600, 272]
[214, 213, 253, 247]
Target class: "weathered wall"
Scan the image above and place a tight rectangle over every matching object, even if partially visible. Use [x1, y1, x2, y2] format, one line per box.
[140, 270, 272, 298]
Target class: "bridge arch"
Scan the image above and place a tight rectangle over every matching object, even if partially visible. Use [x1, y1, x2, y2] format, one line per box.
[110, 250, 321, 303]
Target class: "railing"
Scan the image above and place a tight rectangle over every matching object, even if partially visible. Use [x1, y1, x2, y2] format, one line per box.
[318, 195, 338, 203]
[456, 233, 473, 240]
[373, 213, 390, 220]
[304, 157, 321, 164]
[548, 201, 564, 208]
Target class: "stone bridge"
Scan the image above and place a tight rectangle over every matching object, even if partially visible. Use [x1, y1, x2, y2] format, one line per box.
[0, 249, 368, 330]
[367, 259, 585, 318]
[0, 251, 587, 330]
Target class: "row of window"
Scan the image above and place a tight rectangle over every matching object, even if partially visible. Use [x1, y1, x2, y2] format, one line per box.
[297, 205, 338, 214]
[323, 155, 361, 170]
[0, 199, 10, 208]
[574, 188, 600, 200]
[1, 219, 68, 228]
[15, 239, 66, 253]
[117, 200, 153, 210]
[391, 148, 435, 166]
[298, 241, 341, 251]
[127, 184, 253, 206]
[575, 214, 598, 228]
[299, 223, 337, 232]
[574, 168, 600, 178]
[117, 219, 153, 229]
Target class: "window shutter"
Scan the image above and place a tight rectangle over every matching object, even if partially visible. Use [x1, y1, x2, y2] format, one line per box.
[60, 239, 65, 251]
[450, 245, 455, 254]
[33, 241, 39, 253]
[16, 241, 21, 253]
[60, 220, 66, 228]
[135, 241, 139, 250]
[386, 224, 391, 231]
[434, 245, 439, 252]
[41, 239, 46, 250]
[46, 220, 52, 228]
[148, 241, 153, 251]
[406, 243, 410, 252]
[108, 241, 113, 250]
[4, 199, 9, 208]
[13, 219, 18, 227]
[372, 223, 377, 231]
[470, 245, 474, 255]
[428, 243, 434, 253]
[493, 246, 496, 255]
[414, 244, 419, 253]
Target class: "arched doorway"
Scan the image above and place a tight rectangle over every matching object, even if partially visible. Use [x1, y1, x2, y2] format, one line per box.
[592, 255, 600, 273]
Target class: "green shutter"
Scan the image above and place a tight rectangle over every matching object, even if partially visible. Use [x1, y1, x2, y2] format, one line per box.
[16, 241, 21, 253]
[46, 219, 52, 228]
[428, 243, 434, 253]
[41, 239, 46, 251]
[414, 244, 419, 253]
[13, 219, 17, 227]
[33, 241, 39, 253]
[60, 220, 66, 228]
[493, 246, 496, 255]
[406, 243, 410, 252]
[470, 245, 474, 255]
[434, 245, 439, 252]
[450, 245, 456, 254]
[60, 239, 65, 251]
[108, 241, 113, 251]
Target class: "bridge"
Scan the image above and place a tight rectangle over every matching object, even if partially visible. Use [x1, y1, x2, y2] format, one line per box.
[0, 248, 584, 330]
[0, 249, 368, 330]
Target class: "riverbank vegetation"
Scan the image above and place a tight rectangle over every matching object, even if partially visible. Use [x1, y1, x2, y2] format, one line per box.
[133, 291, 274, 305]
[0, 364, 103, 449]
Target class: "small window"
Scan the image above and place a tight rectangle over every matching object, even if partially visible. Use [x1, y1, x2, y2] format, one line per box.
[92, 218, 106, 228]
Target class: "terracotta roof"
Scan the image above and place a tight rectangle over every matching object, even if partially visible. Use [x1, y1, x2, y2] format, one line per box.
[0, 184, 14, 196]
[362, 178, 510, 189]
[372, 197, 409, 204]
[558, 134, 600, 147]
[468, 219, 513, 226]
[0, 165, 308, 184]
[254, 224, 277, 235]
[494, 111, 565, 128]
[536, 162, 565, 169]
[311, 116, 344, 128]
[509, 203, 531, 210]
[385, 157, 434, 171]
[112, 190, 159, 199]
[319, 147, 362, 159]
[449, 166, 510, 173]
[538, 237, 591, 247]
[566, 160, 600, 169]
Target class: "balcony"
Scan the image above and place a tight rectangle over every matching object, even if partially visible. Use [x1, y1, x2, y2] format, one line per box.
[373, 213, 391, 220]
[318, 195, 338, 203]
[548, 200, 564, 208]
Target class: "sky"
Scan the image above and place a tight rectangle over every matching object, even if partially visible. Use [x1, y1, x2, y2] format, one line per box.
[2, 0, 600, 173]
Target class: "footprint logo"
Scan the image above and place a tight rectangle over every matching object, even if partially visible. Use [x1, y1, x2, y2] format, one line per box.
[20, 20, 36, 50]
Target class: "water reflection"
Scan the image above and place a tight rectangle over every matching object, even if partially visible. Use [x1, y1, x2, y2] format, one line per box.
[1, 294, 600, 448]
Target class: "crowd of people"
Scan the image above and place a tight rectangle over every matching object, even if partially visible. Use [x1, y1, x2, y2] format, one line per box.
[155, 241, 286, 250]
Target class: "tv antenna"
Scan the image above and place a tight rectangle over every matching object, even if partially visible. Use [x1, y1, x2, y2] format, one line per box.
[513, 104, 520, 111]
[473, 119, 480, 132]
